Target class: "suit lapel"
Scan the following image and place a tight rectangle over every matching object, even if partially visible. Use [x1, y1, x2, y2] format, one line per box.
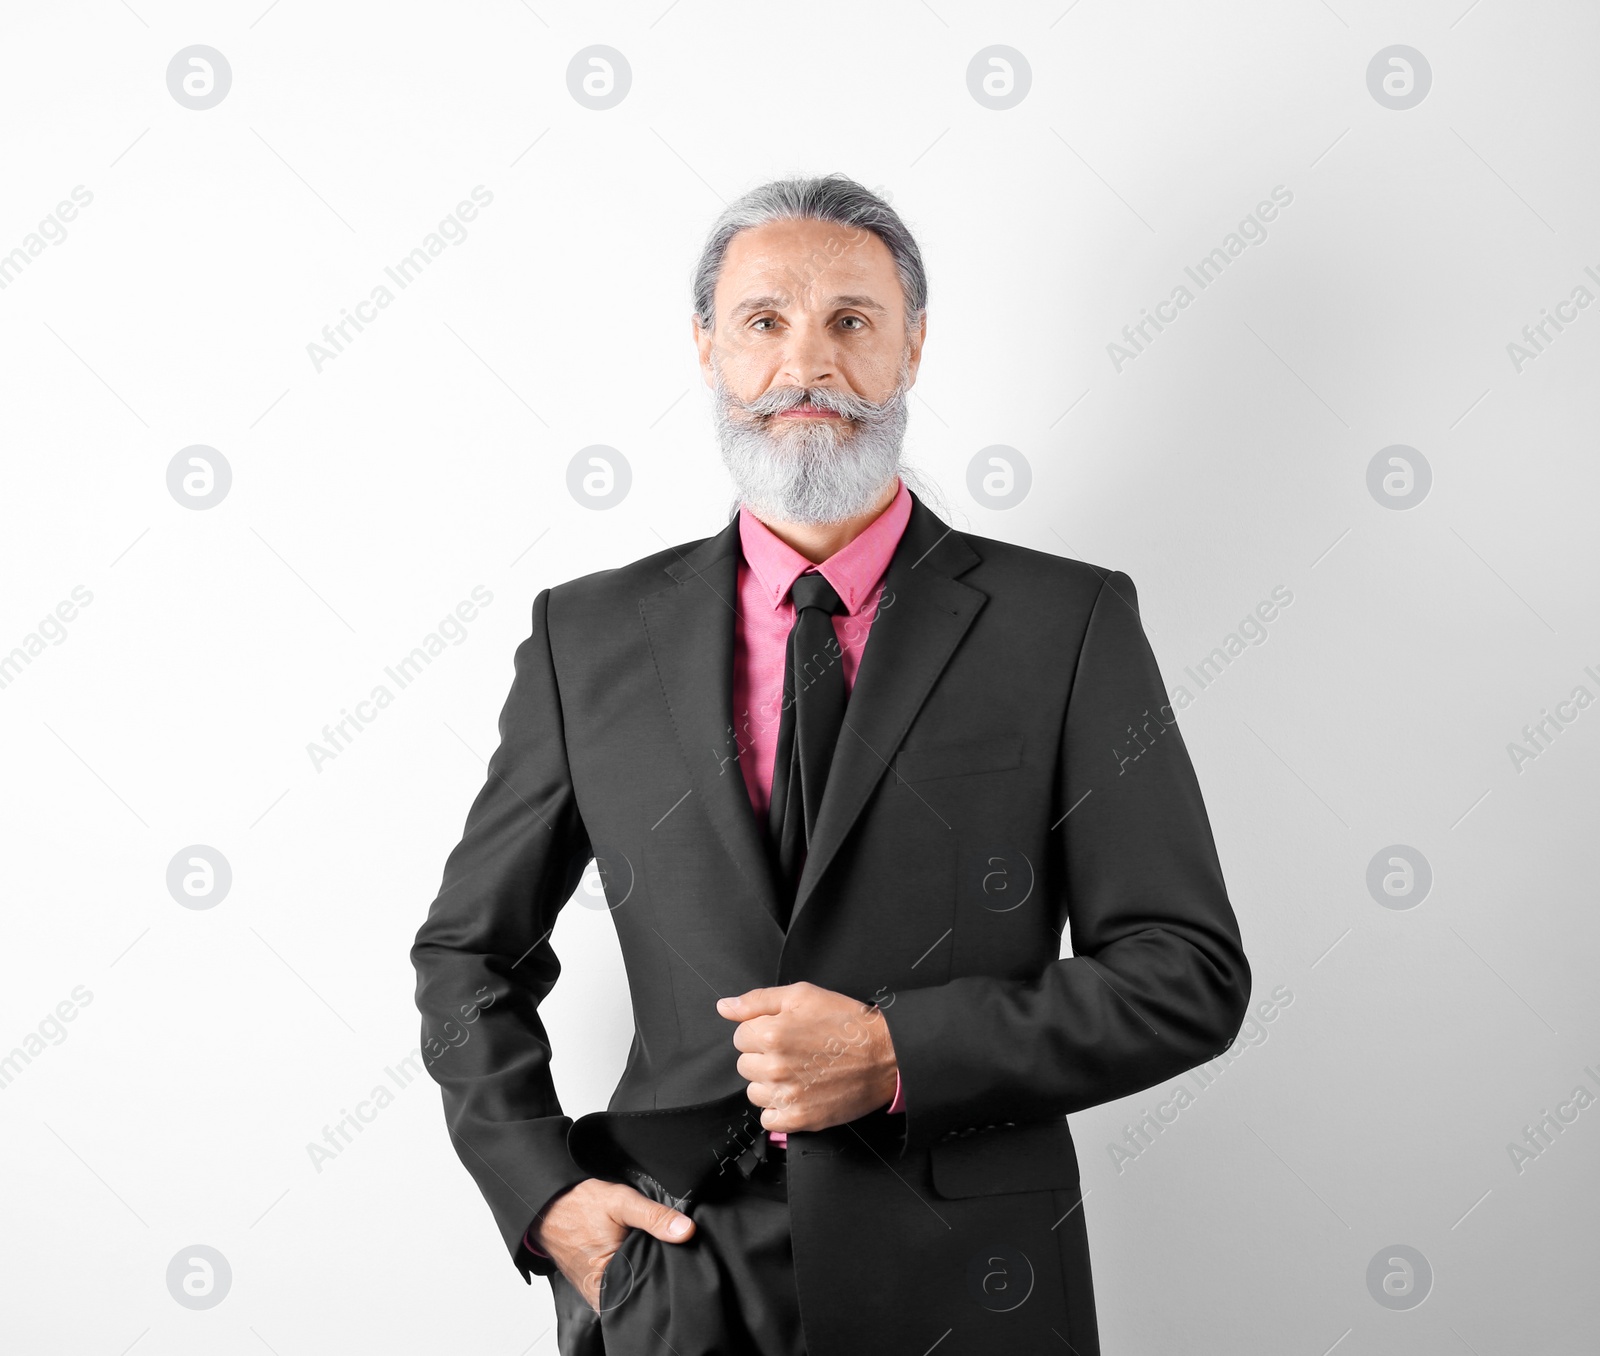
[786, 491, 986, 933]
[637, 491, 986, 942]
[639, 515, 786, 934]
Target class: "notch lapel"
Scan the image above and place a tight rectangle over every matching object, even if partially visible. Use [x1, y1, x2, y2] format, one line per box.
[637, 493, 987, 944]
[639, 517, 786, 935]
[785, 492, 986, 935]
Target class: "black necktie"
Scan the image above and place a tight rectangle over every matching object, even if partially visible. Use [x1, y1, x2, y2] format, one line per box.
[767, 572, 849, 925]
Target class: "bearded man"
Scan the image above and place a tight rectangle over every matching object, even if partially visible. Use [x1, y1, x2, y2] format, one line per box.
[411, 174, 1251, 1356]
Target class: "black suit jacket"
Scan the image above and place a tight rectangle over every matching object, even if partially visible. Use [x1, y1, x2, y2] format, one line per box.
[411, 489, 1251, 1353]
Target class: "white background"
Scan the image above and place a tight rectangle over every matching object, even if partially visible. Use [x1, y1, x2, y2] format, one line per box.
[1, 1, 1596, 1352]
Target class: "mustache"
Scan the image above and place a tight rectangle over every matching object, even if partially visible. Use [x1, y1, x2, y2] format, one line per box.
[728, 383, 898, 421]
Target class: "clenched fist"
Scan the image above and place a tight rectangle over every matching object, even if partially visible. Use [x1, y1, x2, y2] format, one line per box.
[717, 981, 899, 1133]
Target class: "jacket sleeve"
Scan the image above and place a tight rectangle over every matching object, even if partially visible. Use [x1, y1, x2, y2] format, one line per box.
[878, 569, 1252, 1152]
[410, 587, 593, 1282]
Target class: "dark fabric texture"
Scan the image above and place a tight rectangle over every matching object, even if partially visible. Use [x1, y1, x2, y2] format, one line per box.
[767, 571, 850, 926]
[566, 1088, 766, 1201]
[410, 490, 1253, 1353]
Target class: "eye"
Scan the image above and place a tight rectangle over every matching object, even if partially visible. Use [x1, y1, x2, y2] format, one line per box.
[750, 316, 778, 331]
[837, 315, 866, 331]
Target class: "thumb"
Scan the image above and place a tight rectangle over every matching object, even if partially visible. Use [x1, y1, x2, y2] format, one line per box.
[614, 1186, 696, 1245]
[717, 986, 786, 1019]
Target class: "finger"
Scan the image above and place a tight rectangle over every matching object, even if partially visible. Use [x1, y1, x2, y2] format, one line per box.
[735, 1051, 781, 1084]
[757, 1093, 804, 1133]
[611, 1184, 696, 1244]
[717, 985, 790, 1019]
[730, 1015, 779, 1055]
[749, 1077, 810, 1128]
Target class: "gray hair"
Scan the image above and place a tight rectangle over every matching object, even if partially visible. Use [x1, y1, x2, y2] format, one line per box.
[691, 174, 927, 331]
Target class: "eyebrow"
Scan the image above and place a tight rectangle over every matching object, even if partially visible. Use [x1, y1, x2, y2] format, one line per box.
[728, 294, 790, 320]
[829, 294, 888, 313]
[727, 292, 891, 320]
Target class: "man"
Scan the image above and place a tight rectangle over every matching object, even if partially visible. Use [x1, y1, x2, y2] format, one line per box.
[411, 174, 1251, 1355]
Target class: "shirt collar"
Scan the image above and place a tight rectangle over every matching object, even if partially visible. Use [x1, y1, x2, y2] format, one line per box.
[738, 477, 911, 616]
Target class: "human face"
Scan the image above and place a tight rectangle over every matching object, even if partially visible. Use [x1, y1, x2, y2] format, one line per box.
[694, 216, 925, 423]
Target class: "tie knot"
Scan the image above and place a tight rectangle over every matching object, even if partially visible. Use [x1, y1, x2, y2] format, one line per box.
[789, 572, 846, 616]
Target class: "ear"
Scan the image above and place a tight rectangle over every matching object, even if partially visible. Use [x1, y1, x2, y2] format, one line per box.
[903, 311, 928, 388]
[694, 316, 717, 389]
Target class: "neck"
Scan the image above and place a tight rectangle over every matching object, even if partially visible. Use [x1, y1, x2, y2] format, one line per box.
[750, 477, 900, 564]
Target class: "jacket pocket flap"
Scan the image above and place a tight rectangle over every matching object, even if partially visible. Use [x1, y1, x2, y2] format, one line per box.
[895, 734, 1023, 784]
[929, 1118, 1080, 1198]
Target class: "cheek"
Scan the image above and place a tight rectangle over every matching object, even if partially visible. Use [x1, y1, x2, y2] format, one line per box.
[710, 330, 775, 388]
[841, 344, 904, 397]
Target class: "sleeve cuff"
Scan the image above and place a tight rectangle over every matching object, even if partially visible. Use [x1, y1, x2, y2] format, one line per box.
[887, 1070, 904, 1115]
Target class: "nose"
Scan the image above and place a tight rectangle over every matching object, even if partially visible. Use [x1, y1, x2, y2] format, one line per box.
[775, 318, 837, 390]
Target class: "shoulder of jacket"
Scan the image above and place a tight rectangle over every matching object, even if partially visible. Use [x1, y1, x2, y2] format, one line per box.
[957, 527, 1128, 601]
[544, 533, 722, 610]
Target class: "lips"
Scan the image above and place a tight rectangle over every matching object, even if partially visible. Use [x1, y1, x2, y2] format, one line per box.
[774, 405, 843, 419]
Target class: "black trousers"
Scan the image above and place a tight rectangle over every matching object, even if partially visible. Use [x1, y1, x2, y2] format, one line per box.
[548, 1150, 807, 1356]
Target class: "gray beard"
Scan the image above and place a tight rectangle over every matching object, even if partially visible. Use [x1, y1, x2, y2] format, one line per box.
[711, 366, 909, 525]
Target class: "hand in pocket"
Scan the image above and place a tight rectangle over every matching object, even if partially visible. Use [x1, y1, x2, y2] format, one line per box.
[531, 1178, 696, 1313]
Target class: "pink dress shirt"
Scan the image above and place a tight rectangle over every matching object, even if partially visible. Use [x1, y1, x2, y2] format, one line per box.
[525, 478, 910, 1258]
[731, 478, 911, 1142]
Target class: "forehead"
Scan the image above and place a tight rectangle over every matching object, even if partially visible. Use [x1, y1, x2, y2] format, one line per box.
[714, 217, 902, 314]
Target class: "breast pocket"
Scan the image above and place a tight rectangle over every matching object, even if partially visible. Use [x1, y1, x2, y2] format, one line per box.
[894, 734, 1024, 785]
